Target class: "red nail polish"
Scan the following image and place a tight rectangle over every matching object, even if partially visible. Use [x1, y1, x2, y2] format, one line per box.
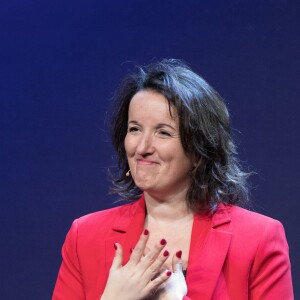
[144, 229, 149, 235]
[163, 250, 169, 257]
[130, 248, 134, 253]
[166, 271, 172, 276]
[114, 243, 117, 250]
[176, 250, 182, 258]
[160, 238, 167, 245]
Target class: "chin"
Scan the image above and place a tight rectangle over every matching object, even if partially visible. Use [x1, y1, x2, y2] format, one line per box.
[135, 181, 157, 193]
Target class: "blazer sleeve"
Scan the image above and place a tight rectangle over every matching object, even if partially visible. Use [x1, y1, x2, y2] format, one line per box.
[52, 219, 85, 300]
[249, 219, 294, 299]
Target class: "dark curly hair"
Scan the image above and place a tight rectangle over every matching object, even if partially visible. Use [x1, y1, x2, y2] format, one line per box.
[110, 59, 250, 212]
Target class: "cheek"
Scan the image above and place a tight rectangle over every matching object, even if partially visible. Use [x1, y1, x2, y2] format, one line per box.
[124, 135, 133, 157]
[177, 152, 194, 171]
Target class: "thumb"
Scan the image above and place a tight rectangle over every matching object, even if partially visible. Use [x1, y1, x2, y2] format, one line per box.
[110, 243, 123, 271]
[172, 250, 183, 273]
[175, 260, 183, 274]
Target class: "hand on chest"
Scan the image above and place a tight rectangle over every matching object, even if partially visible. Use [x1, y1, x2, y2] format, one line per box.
[143, 223, 192, 271]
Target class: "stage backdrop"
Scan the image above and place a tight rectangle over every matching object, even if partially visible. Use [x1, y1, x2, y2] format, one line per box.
[0, 0, 299, 298]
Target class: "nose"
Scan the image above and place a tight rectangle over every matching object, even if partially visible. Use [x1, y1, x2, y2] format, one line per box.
[136, 132, 154, 156]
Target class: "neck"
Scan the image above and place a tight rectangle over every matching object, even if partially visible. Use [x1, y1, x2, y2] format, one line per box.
[144, 190, 193, 222]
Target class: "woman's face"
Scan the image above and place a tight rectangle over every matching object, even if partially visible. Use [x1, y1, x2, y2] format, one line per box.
[124, 90, 194, 199]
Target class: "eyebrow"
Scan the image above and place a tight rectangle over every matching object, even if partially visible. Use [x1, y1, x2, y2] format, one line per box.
[128, 120, 176, 131]
[156, 123, 176, 131]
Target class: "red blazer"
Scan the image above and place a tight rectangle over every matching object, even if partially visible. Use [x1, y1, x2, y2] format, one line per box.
[53, 195, 293, 299]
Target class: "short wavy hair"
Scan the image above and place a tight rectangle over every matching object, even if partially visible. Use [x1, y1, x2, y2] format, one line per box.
[110, 59, 250, 212]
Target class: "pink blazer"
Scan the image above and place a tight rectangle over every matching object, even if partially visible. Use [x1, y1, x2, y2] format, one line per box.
[53, 195, 293, 299]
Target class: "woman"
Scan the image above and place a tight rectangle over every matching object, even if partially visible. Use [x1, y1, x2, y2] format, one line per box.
[53, 59, 293, 299]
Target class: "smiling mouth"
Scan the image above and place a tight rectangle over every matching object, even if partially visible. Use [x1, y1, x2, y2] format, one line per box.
[137, 159, 158, 165]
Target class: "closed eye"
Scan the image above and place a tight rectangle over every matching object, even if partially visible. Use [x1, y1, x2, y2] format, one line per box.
[158, 130, 172, 137]
[128, 126, 139, 133]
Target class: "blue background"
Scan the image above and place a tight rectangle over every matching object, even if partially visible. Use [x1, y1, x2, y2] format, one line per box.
[0, 0, 299, 298]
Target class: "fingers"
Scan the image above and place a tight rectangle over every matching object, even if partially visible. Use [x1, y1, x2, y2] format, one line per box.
[129, 229, 150, 264]
[140, 238, 167, 266]
[148, 269, 172, 291]
[172, 250, 183, 273]
[142, 246, 169, 279]
[110, 243, 123, 271]
[130, 229, 169, 281]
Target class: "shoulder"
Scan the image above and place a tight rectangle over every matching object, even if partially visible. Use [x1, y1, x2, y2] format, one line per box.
[64, 196, 145, 245]
[75, 201, 138, 230]
[219, 204, 288, 249]
[224, 204, 283, 228]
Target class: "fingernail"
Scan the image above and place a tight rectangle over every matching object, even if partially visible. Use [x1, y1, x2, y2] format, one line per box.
[176, 250, 182, 258]
[166, 271, 172, 276]
[130, 248, 134, 253]
[160, 238, 167, 245]
[144, 229, 149, 235]
[114, 243, 117, 250]
[163, 250, 169, 257]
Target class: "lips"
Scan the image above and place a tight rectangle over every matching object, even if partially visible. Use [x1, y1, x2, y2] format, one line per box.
[137, 159, 158, 165]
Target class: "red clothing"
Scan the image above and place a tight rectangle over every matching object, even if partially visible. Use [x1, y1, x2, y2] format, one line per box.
[53, 195, 293, 299]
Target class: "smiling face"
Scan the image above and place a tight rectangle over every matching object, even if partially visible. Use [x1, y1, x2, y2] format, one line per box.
[124, 90, 194, 200]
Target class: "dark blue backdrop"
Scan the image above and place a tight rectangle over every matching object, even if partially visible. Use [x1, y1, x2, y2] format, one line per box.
[1, 0, 299, 298]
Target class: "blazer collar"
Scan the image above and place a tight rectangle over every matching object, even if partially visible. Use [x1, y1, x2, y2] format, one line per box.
[212, 203, 232, 227]
[111, 194, 146, 233]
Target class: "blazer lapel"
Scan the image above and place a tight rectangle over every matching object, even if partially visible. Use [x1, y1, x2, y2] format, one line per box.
[186, 204, 232, 299]
[105, 196, 146, 275]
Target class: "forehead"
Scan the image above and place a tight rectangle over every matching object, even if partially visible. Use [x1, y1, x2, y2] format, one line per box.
[128, 90, 178, 121]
